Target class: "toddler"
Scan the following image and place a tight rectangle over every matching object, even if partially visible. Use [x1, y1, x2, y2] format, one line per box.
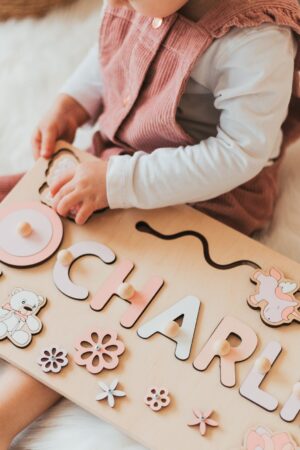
[0, 0, 300, 448]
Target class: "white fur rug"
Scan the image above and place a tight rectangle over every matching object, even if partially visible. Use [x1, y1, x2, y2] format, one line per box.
[0, 1, 299, 449]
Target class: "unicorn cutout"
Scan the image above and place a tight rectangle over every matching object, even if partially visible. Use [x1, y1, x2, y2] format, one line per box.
[242, 426, 300, 450]
[248, 267, 300, 327]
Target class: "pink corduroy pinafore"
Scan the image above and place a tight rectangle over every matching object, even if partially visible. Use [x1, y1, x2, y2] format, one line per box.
[92, 0, 300, 235]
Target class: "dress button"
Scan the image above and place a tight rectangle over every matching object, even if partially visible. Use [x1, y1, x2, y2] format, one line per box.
[152, 17, 163, 29]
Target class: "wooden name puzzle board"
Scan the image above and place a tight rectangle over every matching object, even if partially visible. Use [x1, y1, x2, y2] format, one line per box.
[0, 141, 299, 450]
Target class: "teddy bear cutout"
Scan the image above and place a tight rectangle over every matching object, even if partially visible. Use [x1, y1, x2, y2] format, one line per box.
[0, 288, 46, 347]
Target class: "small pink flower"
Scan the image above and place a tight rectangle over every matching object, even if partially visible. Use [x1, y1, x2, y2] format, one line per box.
[188, 409, 219, 436]
[38, 346, 68, 373]
[145, 387, 170, 412]
[74, 329, 125, 374]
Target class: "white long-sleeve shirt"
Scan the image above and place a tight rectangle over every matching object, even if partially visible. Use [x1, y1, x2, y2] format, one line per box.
[61, 21, 297, 209]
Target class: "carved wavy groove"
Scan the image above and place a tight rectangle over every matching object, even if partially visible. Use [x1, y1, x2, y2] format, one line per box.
[135, 221, 261, 271]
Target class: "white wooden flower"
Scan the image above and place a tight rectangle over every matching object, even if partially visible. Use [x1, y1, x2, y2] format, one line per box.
[96, 379, 126, 408]
[37, 346, 68, 373]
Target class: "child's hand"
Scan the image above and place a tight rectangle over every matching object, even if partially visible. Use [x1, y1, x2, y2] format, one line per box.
[31, 94, 90, 160]
[49, 159, 109, 225]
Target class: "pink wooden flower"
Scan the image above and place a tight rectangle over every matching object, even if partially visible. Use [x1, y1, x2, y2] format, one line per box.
[74, 329, 125, 374]
[243, 427, 299, 450]
[145, 387, 170, 412]
[37, 346, 68, 373]
[188, 409, 219, 436]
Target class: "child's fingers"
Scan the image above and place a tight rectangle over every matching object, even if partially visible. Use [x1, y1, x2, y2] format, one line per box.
[31, 129, 42, 160]
[50, 170, 75, 196]
[55, 190, 83, 217]
[40, 127, 57, 159]
[52, 182, 74, 211]
[75, 203, 93, 225]
[63, 126, 76, 144]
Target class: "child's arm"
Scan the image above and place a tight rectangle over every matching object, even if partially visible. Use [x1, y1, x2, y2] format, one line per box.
[51, 25, 296, 224]
[105, 25, 296, 210]
[58, 45, 103, 127]
[0, 365, 60, 449]
[32, 45, 102, 160]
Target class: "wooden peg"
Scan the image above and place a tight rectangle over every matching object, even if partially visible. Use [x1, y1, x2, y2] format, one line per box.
[163, 321, 180, 338]
[17, 221, 32, 238]
[254, 356, 272, 375]
[57, 249, 73, 267]
[213, 339, 231, 357]
[117, 282, 135, 300]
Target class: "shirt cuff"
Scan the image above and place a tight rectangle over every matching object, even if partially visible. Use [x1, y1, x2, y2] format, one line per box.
[59, 44, 103, 124]
[106, 154, 133, 209]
